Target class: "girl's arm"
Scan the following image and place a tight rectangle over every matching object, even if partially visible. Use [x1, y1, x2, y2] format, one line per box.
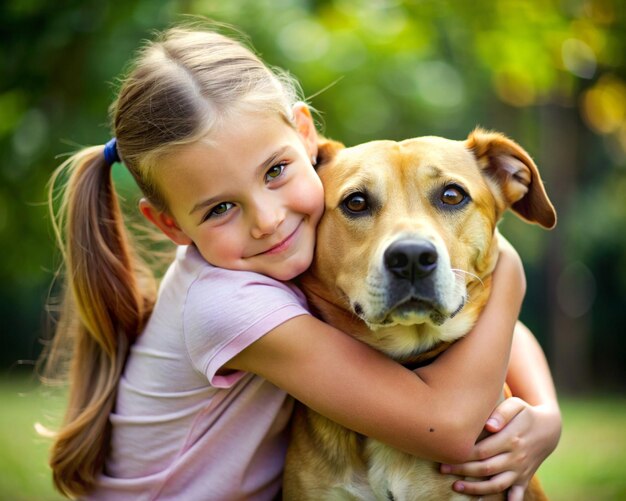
[506, 321, 560, 411]
[440, 322, 562, 499]
[225, 240, 525, 464]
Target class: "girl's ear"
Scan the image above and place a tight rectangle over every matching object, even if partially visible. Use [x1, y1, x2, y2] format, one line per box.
[139, 198, 193, 245]
[292, 102, 318, 161]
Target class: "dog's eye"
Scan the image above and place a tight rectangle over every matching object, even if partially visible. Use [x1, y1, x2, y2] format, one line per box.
[441, 185, 467, 206]
[342, 192, 369, 214]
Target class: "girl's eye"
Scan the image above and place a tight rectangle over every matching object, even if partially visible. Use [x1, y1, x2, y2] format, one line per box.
[205, 202, 234, 220]
[441, 185, 467, 206]
[265, 164, 285, 182]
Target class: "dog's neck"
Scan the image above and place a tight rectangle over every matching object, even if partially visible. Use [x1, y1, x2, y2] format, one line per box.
[297, 274, 374, 343]
[398, 341, 452, 370]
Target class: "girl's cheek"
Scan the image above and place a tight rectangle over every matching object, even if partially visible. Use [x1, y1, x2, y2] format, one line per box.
[295, 185, 323, 214]
[311, 180, 325, 211]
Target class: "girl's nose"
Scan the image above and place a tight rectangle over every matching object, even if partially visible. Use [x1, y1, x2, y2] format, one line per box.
[250, 202, 284, 239]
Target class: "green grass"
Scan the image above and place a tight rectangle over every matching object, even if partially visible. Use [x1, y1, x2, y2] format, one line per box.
[0, 376, 65, 500]
[539, 397, 626, 500]
[1, 376, 625, 500]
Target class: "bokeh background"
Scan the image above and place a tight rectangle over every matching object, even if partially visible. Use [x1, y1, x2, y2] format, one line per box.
[1, 0, 625, 499]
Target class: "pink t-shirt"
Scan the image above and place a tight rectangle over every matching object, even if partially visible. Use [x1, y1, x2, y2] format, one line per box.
[89, 245, 309, 500]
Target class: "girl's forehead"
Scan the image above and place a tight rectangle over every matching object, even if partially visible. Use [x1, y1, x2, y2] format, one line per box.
[221, 108, 294, 133]
[191, 113, 283, 151]
[158, 110, 288, 160]
[158, 111, 301, 183]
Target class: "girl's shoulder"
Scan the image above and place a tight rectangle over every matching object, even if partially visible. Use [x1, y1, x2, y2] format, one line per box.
[162, 245, 278, 292]
[180, 245, 301, 293]
[173, 245, 309, 321]
[174, 246, 311, 381]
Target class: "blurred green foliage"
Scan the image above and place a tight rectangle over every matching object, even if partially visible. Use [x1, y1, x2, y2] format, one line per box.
[1, 0, 625, 391]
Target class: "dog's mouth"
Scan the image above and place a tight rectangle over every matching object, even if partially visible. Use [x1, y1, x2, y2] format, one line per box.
[393, 298, 435, 316]
[381, 295, 465, 327]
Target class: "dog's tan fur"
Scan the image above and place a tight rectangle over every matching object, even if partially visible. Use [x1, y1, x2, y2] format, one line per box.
[283, 129, 556, 500]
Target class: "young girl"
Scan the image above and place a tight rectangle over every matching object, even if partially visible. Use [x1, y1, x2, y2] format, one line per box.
[44, 25, 560, 500]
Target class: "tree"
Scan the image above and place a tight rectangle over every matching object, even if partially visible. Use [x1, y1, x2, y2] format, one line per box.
[2, 0, 625, 392]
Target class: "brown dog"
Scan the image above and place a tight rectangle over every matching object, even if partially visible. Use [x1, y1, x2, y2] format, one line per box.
[283, 129, 556, 500]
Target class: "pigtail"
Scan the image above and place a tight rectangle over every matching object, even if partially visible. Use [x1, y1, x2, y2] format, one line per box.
[43, 146, 156, 497]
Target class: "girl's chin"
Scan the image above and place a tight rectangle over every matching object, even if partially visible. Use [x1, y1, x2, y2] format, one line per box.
[269, 262, 311, 281]
[269, 270, 303, 281]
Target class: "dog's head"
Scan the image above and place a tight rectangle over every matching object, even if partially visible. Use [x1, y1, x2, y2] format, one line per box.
[303, 129, 555, 357]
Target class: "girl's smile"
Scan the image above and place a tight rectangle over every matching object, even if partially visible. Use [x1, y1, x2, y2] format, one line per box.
[251, 219, 303, 257]
[141, 106, 323, 281]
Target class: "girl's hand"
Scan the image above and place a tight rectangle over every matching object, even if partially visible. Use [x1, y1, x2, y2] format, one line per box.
[439, 397, 561, 500]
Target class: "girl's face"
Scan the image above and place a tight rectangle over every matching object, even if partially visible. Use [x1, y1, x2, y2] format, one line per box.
[141, 105, 324, 281]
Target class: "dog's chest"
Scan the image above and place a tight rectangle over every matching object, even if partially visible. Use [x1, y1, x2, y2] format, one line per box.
[365, 441, 491, 501]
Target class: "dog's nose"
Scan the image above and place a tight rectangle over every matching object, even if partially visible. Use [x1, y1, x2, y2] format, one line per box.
[384, 239, 438, 282]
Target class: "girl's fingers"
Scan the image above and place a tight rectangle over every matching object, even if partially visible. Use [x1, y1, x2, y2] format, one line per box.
[451, 470, 518, 496]
[508, 485, 526, 501]
[466, 423, 519, 461]
[486, 397, 526, 433]
[440, 453, 509, 477]
[469, 403, 533, 462]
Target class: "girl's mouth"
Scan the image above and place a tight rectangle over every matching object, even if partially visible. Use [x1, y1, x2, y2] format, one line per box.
[259, 220, 303, 256]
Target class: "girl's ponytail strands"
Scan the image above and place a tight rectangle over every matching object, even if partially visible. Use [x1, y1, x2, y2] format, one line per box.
[44, 139, 154, 497]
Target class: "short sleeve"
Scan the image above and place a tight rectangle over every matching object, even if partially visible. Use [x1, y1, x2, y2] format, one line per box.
[182, 267, 309, 388]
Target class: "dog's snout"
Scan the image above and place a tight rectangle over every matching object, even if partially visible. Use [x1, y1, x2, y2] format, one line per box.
[384, 239, 438, 282]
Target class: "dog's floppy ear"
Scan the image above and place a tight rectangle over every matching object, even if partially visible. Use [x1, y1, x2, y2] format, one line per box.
[467, 128, 557, 229]
[315, 136, 345, 169]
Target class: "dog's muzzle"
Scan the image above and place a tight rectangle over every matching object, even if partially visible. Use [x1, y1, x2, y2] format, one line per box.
[379, 238, 452, 326]
[384, 239, 438, 283]
[350, 237, 465, 329]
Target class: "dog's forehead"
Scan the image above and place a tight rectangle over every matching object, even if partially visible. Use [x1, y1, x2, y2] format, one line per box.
[398, 136, 479, 172]
[334, 140, 399, 172]
[329, 136, 481, 181]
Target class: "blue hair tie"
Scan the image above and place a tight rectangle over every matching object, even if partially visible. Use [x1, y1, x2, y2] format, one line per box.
[103, 138, 121, 166]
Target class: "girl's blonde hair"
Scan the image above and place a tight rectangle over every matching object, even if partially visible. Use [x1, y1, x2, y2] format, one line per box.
[43, 25, 301, 498]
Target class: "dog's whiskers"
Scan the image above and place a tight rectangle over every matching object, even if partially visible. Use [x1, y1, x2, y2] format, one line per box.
[451, 268, 484, 288]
